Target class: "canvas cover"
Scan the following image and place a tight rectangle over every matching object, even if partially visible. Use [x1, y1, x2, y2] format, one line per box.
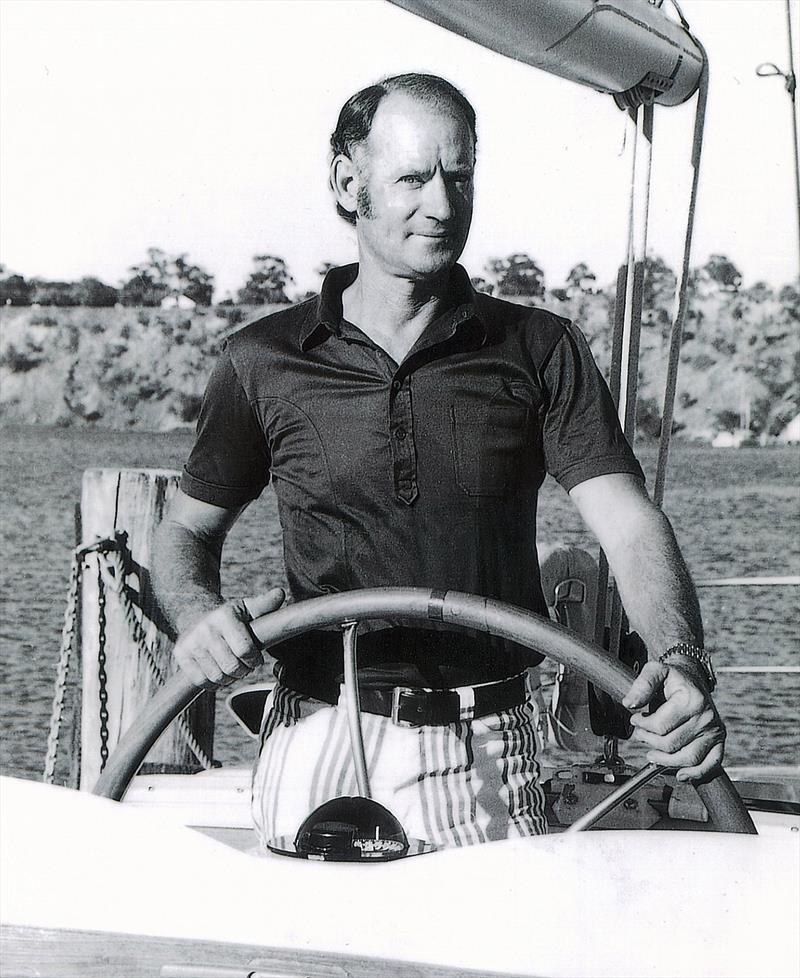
[389, 0, 705, 106]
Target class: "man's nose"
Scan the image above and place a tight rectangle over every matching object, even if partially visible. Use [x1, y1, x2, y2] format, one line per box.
[423, 171, 455, 221]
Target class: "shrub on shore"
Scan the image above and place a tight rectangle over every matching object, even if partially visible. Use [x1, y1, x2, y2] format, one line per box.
[0, 305, 281, 429]
[1, 272, 797, 441]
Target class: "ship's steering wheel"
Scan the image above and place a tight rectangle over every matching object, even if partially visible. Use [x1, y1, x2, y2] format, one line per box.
[93, 588, 755, 834]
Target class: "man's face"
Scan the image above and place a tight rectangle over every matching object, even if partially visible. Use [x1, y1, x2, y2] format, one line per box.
[353, 92, 475, 280]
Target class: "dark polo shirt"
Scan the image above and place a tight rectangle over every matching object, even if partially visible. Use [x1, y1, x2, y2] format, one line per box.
[181, 264, 643, 688]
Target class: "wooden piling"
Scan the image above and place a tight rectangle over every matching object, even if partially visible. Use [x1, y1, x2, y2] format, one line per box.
[78, 469, 215, 791]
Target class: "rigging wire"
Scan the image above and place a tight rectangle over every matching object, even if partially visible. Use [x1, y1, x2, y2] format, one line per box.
[654, 55, 709, 507]
[595, 102, 654, 659]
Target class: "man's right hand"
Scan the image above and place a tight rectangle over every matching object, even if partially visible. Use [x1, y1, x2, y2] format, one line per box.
[173, 587, 286, 688]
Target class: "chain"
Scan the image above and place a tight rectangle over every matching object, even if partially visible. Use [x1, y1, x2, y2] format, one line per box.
[43, 552, 82, 783]
[100, 545, 213, 770]
[44, 537, 119, 782]
[46, 531, 213, 780]
[97, 561, 110, 772]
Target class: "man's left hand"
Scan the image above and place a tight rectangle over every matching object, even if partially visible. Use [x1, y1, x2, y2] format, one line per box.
[622, 662, 726, 782]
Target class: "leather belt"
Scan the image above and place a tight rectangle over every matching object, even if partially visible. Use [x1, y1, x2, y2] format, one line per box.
[282, 672, 529, 727]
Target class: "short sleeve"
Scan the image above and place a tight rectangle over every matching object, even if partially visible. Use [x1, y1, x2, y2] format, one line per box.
[541, 322, 644, 492]
[180, 343, 271, 508]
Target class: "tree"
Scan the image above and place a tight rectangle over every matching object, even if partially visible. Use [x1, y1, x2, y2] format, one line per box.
[778, 280, 800, 320]
[484, 253, 545, 300]
[551, 262, 598, 301]
[119, 269, 166, 307]
[167, 254, 214, 306]
[642, 256, 676, 313]
[238, 255, 294, 305]
[641, 255, 677, 336]
[28, 279, 80, 306]
[699, 254, 743, 293]
[469, 275, 494, 295]
[565, 262, 597, 297]
[120, 248, 214, 307]
[0, 271, 32, 306]
[745, 281, 774, 304]
[674, 269, 798, 438]
[74, 277, 119, 307]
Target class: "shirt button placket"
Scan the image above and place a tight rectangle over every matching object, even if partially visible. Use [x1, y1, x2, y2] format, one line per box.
[390, 374, 418, 505]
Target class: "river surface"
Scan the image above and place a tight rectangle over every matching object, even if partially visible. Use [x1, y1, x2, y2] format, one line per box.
[1, 425, 797, 781]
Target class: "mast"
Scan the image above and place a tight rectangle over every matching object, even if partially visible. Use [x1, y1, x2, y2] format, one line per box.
[757, 0, 800, 275]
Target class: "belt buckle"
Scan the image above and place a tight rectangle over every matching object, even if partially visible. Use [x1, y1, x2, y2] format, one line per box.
[390, 686, 417, 727]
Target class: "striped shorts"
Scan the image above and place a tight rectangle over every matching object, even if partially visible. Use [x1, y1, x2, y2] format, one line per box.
[251, 681, 548, 851]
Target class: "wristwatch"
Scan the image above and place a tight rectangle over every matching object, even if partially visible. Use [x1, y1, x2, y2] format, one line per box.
[659, 643, 717, 692]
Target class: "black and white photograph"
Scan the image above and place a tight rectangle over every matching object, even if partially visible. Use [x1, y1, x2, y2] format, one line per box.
[1, 1, 798, 975]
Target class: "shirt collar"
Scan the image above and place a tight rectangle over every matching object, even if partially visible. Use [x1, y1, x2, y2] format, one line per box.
[299, 263, 486, 351]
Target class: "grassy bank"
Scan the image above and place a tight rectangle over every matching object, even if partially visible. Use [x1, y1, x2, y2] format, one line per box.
[1, 290, 797, 440]
[0, 305, 281, 430]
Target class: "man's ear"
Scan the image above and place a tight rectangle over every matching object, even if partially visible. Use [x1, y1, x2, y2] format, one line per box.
[330, 153, 359, 218]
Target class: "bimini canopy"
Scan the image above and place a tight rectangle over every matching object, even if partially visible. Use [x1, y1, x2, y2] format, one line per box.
[388, 0, 705, 108]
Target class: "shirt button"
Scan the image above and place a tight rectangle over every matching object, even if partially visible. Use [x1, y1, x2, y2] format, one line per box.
[395, 427, 407, 441]
[392, 380, 401, 392]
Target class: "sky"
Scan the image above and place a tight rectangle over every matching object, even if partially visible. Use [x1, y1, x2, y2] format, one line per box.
[1, 0, 798, 299]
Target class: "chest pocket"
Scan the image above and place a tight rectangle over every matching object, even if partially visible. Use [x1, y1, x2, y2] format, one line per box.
[450, 401, 530, 497]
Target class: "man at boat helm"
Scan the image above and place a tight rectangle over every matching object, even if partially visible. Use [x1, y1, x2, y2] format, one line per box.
[154, 73, 724, 848]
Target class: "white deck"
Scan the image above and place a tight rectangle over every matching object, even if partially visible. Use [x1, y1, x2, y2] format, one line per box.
[2, 776, 798, 978]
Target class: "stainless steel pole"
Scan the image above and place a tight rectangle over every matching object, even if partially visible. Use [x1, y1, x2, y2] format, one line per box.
[757, 1, 800, 276]
[565, 763, 666, 833]
[787, 0, 800, 273]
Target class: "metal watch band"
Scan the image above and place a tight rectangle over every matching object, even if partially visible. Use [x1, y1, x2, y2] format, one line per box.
[659, 643, 717, 691]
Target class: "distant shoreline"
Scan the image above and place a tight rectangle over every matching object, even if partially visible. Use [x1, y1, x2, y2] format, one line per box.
[2, 421, 798, 456]
[2, 295, 797, 442]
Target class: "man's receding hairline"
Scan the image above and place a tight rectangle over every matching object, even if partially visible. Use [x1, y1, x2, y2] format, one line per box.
[350, 88, 476, 158]
[349, 91, 477, 183]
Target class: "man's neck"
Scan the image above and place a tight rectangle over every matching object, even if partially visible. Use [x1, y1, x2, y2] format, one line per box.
[341, 259, 453, 364]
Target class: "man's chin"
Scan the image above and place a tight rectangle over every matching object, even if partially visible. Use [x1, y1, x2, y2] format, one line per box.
[400, 261, 458, 282]
[404, 243, 465, 278]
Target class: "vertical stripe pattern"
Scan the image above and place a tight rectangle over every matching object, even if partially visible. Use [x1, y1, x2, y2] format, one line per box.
[251, 682, 548, 850]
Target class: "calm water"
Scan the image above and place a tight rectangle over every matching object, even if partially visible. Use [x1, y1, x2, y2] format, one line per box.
[0, 425, 797, 781]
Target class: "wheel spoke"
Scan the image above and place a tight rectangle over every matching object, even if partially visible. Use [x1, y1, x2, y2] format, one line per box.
[342, 620, 371, 799]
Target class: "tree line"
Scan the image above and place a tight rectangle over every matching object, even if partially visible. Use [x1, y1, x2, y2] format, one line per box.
[0, 250, 296, 308]
[2, 248, 797, 438]
[0, 248, 781, 311]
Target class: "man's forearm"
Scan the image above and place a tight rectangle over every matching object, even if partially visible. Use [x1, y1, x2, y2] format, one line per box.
[606, 503, 704, 656]
[571, 475, 705, 661]
[152, 520, 226, 637]
[605, 505, 716, 696]
[572, 475, 723, 776]
[151, 494, 282, 687]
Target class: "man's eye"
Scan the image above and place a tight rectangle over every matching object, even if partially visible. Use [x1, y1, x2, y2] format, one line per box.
[399, 175, 423, 185]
